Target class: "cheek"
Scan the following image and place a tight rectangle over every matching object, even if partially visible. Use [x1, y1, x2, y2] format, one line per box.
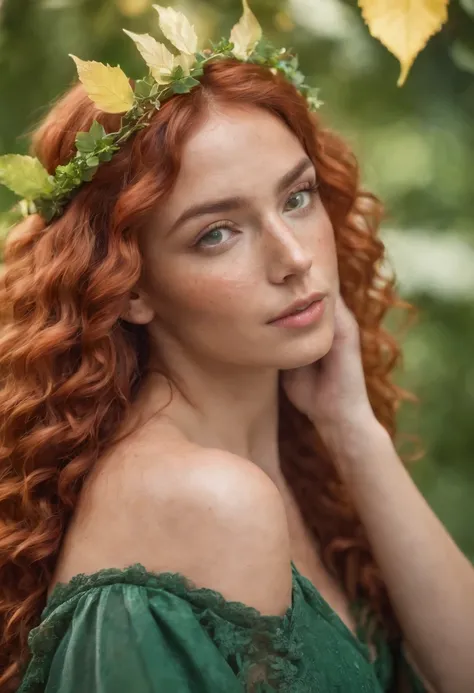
[313, 214, 338, 272]
[158, 265, 250, 323]
[188, 280, 241, 316]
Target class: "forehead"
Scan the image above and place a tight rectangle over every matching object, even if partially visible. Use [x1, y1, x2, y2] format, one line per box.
[170, 104, 307, 198]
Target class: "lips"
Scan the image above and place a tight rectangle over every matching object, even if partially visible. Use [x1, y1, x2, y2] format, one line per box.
[269, 291, 327, 322]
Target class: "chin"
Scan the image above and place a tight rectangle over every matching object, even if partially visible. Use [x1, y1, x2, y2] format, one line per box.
[274, 325, 335, 370]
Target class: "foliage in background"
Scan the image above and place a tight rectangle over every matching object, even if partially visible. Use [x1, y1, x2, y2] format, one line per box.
[0, 0, 473, 559]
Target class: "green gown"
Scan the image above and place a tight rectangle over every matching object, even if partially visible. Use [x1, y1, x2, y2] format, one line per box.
[18, 560, 426, 692]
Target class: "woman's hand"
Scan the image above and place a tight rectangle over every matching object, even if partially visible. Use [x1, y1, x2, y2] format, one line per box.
[281, 293, 377, 448]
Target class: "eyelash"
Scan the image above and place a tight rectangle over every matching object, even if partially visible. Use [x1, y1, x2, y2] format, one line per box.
[194, 180, 320, 251]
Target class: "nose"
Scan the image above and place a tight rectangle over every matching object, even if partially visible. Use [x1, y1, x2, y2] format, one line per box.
[262, 214, 313, 280]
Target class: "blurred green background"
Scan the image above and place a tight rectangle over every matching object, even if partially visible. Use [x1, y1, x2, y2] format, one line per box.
[0, 0, 473, 559]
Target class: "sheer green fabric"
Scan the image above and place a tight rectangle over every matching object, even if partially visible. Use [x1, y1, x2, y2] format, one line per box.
[18, 561, 426, 693]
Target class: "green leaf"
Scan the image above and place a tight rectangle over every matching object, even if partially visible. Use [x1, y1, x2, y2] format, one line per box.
[0, 155, 55, 199]
[76, 120, 108, 153]
[86, 155, 99, 167]
[35, 197, 61, 222]
[41, 206, 55, 222]
[98, 150, 113, 162]
[134, 78, 154, 99]
[171, 64, 185, 80]
[171, 80, 191, 94]
[190, 64, 204, 77]
[81, 168, 96, 181]
[75, 132, 96, 153]
[182, 76, 200, 88]
[103, 135, 117, 147]
[210, 38, 233, 54]
[89, 120, 107, 142]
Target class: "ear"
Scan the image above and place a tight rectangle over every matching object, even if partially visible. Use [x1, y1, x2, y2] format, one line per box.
[121, 288, 155, 325]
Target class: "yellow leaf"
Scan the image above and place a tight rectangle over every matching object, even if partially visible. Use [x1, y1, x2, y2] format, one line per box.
[123, 30, 175, 84]
[152, 5, 198, 55]
[358, 0, 449, 86]
[69, 55, 135, 113]
[229, 0, 262, 60]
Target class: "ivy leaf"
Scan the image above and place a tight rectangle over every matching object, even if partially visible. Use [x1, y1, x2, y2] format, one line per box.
[229, 0, 262, 60]
[102, 134, 117, 147]
[88, 120, 107, 142]
[171, 80, 191, 94]
[69, 54, 135, 113]
[153, 4, 198, 55]
[171, 76, 199, 94]
[358, 0, 449, 86]
[171, 64, 185, 80]
[182, 76, 200, 88]
[0, 155, 55, 199]
[75, 121, 107, 153]
[76, 132, 96, 153]
[190, 63, 204, 77]
[123, 30, 175, 85]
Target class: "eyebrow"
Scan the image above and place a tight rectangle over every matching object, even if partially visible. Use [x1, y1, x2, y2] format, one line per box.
[166, 156, 315, 236]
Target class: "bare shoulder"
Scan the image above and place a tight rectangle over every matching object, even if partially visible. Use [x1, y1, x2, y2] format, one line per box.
[52, 438, 293, 616]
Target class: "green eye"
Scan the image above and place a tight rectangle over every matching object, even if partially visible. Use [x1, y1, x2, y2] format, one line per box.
[286, 190, 309, 210]
[285, 190, 311, 211]
[285, 182, 320, 212]
[195, 225, 235, 249]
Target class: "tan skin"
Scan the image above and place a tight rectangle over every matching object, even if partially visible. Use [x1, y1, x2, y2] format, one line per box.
[51, 104, 379, 668]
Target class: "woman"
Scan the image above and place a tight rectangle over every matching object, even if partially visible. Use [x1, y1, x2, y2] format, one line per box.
[0, 5, 473, 693]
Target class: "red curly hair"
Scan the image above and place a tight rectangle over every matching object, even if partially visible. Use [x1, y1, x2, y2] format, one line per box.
[0, 59, 417, 690]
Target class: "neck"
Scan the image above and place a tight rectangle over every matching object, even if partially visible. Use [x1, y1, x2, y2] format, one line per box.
[137, 363, 283, 483]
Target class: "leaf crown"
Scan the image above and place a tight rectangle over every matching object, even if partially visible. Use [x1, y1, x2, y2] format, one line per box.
[0, 0, 322, 222]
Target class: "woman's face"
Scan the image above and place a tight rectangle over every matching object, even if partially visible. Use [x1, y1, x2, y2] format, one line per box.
[134, 103, 339, 372]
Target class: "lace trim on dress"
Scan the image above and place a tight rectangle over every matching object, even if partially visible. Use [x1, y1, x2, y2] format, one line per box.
[18, 563, 304, 693]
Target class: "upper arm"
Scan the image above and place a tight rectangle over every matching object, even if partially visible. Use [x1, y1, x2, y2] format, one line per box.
[55, 447, 293, 618]
[400, 642, 438, 693]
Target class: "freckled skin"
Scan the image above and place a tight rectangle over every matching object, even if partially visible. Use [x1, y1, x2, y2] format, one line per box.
[129, 103, 339, 374]
[119, 101, 340, 470]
